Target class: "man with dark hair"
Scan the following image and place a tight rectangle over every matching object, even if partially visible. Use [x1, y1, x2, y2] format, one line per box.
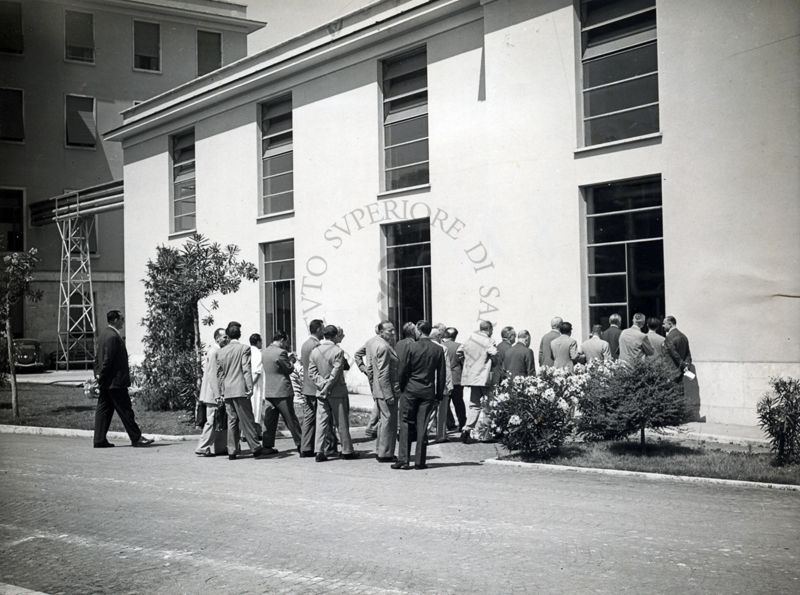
[538, 317, 562, 367]
[309, 325, 358, 462]
[663, 315, 692, 381]
[217, 321, 264, 460]
[550, 322, 579, 372]
[492, 326, 515, 386]
[504, 329, 536, 377]
[602, 314, 623, 360]
[299, 319, 325, 457]
[195, 328, 228, 456]
[456, 320, 498, 443]
[249, 332, 264, 432]
[645, 317, 665, 361]
[93, 310, 153, 448]
[442, 327, 466, 431]
[261, 331, 302, 455]
[619, 313, 654, 365]
[579, 324, 610, 364]
[393, 320, 446, 470]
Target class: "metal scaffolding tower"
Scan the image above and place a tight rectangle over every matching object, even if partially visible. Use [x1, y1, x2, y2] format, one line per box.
[30, 180, 124, 369]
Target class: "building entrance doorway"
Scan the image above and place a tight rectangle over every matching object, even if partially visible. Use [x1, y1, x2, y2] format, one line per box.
[383, 218, 431, 330]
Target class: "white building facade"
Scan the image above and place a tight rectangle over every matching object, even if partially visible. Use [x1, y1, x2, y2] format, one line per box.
[108, 0, 800, 426]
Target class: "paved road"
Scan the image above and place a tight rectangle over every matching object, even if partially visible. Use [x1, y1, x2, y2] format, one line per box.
[0, 433, 798, 594]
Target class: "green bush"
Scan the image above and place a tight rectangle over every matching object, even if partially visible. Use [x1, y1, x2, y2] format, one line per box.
[757, 376, 800, 465]
[576, 358, 688, 447]
[486, 367, 583, 458]
[132, 349, 201, 412]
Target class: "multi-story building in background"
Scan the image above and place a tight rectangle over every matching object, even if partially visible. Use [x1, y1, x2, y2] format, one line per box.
[0, 0, 263, 363]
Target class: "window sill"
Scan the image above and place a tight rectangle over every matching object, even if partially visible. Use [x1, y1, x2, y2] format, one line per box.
[133, 67, 162, 75]
[257, 210, 294, 223]
[64, 58, 95, 66]
[64, 144, 97, 151]
[575, 132, 662, 156]
[377, 184, 431, 200]
[168, 229, 195, 241]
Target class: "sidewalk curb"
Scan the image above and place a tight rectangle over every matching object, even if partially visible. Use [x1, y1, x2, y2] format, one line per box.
[0, 424, 195, 443]
[484, 458, 800, 492]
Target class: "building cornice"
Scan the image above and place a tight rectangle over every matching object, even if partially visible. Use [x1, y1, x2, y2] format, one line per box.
[104, 0, 480, 143]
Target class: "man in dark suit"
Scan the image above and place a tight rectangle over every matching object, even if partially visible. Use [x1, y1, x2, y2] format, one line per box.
[442, 327, 465, 430]
[663, 315, 693, 382]
[261, 331, 302, 454]
[217, 321, 264, 460]
[601, 313, 623, 360]
[493, 326, 515, 385]
[93, 310, 153, 448]
[393, 320, 446, 470]
[538, 317, 562, 367]
[503, 329, 535, 378]
[299, 319, 325, 457]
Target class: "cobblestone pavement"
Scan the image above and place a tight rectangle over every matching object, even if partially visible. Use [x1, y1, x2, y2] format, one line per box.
[0, 432, 798, 594]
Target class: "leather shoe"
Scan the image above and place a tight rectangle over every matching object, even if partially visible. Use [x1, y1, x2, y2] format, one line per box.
[460, 431, 474, 444]
[132, 436, 154, 447]
[194, 448, 215, 457]
[390, 462, 411, 470]
[341, 452, 359, 460]
[315, 453, 328, 462]
[94, 441, 115, 448]
[228, 453, 237, 460]
[299, 450, 315, 458]
[376, 456, 396, 463]
[254, 447, 278, 458]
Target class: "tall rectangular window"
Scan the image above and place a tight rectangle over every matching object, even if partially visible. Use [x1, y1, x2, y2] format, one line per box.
[171, 130, 196, 233]
[0, 188, 23, 251]
[197, 30, 221, 76]
[382, 47, 429, 191]
[260, 95, 293, 215]
[585, 176, 664, 327]
[384, 218, 432, 331]
[0, 88, 23, 141]
[134, 20, 160, 71]
[0, 1, 23, 54]
[580, 0, 658, 145]
[65, 10, 94, 63]
[65, 94, 96, 148]
[262, 239, 295, 349]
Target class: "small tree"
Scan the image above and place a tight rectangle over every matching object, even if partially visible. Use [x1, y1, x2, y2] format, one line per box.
[138, 234, 257, 411]
[0, 249, 43, 421]
[757, 376, 800, 465]
[577, 358, 688, 451]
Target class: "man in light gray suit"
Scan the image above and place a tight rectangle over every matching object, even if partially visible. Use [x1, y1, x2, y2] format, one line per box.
[618, 313, 654, 365]
[538, 317, 562, 367]
[365, 321, 400, 462]
[309, 325, 358, 462]
[550, 322, 579, 372]
[354, 324, 383, 440]
[217, 321, 264, 460]
[261, 331, 302, 455]
[579, 324, 611, 364]
[645, 317, 665, 361]
[299, 319, 325, 457]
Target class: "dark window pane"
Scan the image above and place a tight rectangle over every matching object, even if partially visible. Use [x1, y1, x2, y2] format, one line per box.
[175, 214, 195, 232]
[264, 133, 292, 154]
[0, 88, 24, 141]
[385, 93, 427, 121]
[66, 11, 93, 62]
[588, 274, 627, 304]
[264, 172, 292, 196]
[172, 131, 195, 162]
[584, 73, 658, 117]
[583, 42, 657, 88]
[264, 112, 292, 136]
[385, 139, 428, 169]
[134, 21, 159, 70]
[627, 240, 664, 298]
[581, 0, 655, 29]
[588, 209, 662, 244]
[588, 176, 661, 214]
[585, 10, 656, 49]
[174, 163, 195, 183]
[65, 95, 96, 147]
[264, 239, 294, 262]
[386, 162, 429, 190]
[174, 197, 195, 216]
[385, 218, 430, 246]
[386, 243, 431, 269]
[585, 104, 659, 144]
[0, 1, 23, 53]
[0, 188, 23, 251]
[175, 182, 195, 200]
[588, 244, 626, 274]
[383, 48, 426, 81]
[384, 69, 427, 100]
[265, 260, 295, 281]
[197, 30, 221, 76]
[264, 191, 293, 214]
[397, 268, 425, 327]
[385, 116, 428, 146]
[589, 305, 629, 330]
[264, 152, 292, 177]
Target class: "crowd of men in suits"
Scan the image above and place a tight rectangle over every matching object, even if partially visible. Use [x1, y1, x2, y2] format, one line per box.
[90, 307, 692, 467]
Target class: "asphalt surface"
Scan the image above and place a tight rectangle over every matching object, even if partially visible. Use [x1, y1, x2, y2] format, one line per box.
[0, 433, 798, 594]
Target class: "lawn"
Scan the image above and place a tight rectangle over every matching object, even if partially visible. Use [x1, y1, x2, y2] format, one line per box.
[507, 439, 800, 486]
[0, 383, 374, 436]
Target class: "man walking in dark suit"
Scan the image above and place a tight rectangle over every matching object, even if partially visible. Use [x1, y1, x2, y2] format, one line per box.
[299, 319, 325, 457]
[217, 321, 264, 460]
[602, 313, 623, 360]
[504, 329, 536, 378]
[93, 310, 153, 448]
[261, 331, 302, 455]
[393, 320, 446, 470]
[538, 317, 562, 367]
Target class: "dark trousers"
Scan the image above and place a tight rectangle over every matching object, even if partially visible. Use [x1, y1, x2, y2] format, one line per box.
[300, 395, 317, 453]
[94, 387, 142, 445]
[262, 397, 302, 449]
[450, 385, 466, 429]
[397, 395, 437, 466]
[225, 397, 261, 454]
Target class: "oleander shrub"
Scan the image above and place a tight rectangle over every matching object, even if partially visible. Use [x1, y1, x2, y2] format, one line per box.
[486, 366, 585, 458]
[576, 358, 688, 448]
[757, 376, 800, 465]
[132, 350, 202, 411]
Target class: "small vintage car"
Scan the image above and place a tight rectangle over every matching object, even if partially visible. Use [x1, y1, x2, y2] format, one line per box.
[13, 338, 46, 372]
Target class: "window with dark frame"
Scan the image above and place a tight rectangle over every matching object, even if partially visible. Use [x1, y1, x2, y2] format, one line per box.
[585, 175, 664, 328]
[65, 94, 96, 148]
[580, 0, 659, 146]
[197, 30, 221, 76]
[262, 239, 295, 350]
[134, 20, 160, 71]
[0, 88, 23, 141]
[0, 188, 23, 251]
[0, 1, 23, 54]
[171, 130, 196, 233]
[260, 95, 293, 215]
[384, 218, 432, 331]
[382, 47, 429, 191]
[65, 10, 94, 62]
